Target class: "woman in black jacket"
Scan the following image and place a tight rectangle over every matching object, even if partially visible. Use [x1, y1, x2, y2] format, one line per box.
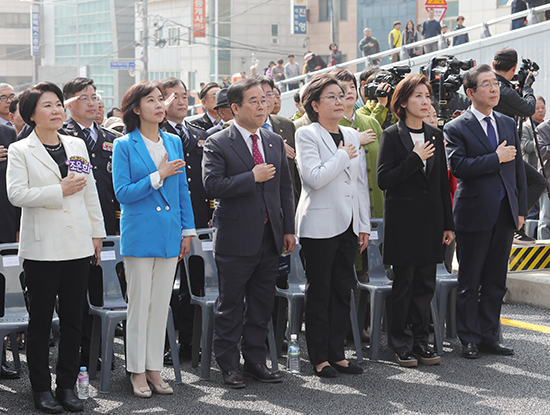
[377, 74, 454, 368]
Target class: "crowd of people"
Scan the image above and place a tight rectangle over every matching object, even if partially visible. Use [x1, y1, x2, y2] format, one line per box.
[0, 39, 543, 413]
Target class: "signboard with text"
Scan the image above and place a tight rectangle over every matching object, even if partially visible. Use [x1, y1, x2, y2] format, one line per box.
[110, 61, 135, 70]
[193, 0, 206, 37]
[292, 0, 307, 35]
[425, 0, 447, 23]
[31, 4, 40, 55]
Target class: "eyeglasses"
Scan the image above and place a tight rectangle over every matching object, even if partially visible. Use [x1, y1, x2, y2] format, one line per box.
[78, 95, 99, 103]
[0, 94, 15, 103]
[474, 81, 501, 90]
[319, 94, 345, 102]
[241, 99, 266, 107]
[264, 92, 274, 99]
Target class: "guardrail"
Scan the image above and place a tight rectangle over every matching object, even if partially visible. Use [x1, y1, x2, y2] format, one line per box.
[276, 3, 550, 91]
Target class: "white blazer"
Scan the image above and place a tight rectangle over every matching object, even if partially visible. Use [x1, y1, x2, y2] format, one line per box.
[295, 122, 371, 239]
[6, 131, 106, 261]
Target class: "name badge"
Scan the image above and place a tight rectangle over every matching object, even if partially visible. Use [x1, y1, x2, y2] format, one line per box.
[197, 140, 206, 148]
[66, 155, 92, 174]
[102, 142, 113, 152]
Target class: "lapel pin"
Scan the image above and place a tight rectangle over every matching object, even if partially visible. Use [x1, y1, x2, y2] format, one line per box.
[269, 143, 273, 147]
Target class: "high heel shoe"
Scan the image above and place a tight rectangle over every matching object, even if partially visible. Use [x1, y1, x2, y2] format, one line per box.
[145, 372, 173, 395]
[130, 373, 152, 398]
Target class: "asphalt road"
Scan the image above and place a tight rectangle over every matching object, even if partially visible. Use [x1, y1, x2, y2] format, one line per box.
[2, 302, 550, 414]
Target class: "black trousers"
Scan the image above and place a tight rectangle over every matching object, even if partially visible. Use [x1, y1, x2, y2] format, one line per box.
[23, 257, 90, 392]
[213, 224, 279, 371]
[301, 224, 356, 366]
[389, 263, 436, 354]
[455, 197, 515, 345]
[524, 161, 546, 212]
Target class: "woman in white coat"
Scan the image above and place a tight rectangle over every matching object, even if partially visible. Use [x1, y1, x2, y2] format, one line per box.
[6, 82, 105, 413]
[295, 74, 371, 378]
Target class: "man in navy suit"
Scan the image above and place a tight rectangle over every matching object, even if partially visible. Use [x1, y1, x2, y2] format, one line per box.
[444, 64, 527, 359]
[202, 78, 295, 388]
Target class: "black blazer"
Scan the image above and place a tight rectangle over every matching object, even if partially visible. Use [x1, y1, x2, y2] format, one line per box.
[0, 124, 20, 243]
[377, 120, 453, 266]
[161, 121, 213, 229]
[271, 115, 301, 206]
[202, 123, 295, 256]
[61, 117, 120, 235]
[189, 112, 216, 131]
[444, 109, 527, 232]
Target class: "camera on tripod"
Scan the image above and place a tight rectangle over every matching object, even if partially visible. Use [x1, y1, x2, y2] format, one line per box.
[421, 55, 475, 122]
[364, 66, 411, 100]
[516, 58, 539, 90]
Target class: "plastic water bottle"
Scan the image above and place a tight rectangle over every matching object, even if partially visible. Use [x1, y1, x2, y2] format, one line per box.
[77, 366, 89, 400]
[288, 334, 300, 374]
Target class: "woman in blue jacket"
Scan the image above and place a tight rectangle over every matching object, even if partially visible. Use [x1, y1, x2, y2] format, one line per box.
[112, 81, 195, 398]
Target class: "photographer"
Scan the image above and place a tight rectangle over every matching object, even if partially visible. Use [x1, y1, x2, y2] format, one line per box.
[357, 68, 399, 129]
[492, 47, 546, 244]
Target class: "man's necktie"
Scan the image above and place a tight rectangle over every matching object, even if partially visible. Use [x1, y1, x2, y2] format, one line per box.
[83, 127, 94, 151]
[484, 116, 498, 150]
[261, 122, 273, 132]
[251, 133, 268, 224]
[175, 123, 189, 148]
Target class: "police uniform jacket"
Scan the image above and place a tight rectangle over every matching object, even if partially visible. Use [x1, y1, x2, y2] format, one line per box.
[62, 117, 120, 235]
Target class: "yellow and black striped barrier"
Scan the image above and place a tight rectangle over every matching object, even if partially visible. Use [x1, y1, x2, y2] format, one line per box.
[509, 243, 550, 271]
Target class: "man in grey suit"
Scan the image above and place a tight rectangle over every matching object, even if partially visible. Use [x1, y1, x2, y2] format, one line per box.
[202, 78, 295, 388]
[444, 65, 527, 359]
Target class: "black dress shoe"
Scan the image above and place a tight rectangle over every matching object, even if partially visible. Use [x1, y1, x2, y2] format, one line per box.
[395, 351, 418, 367]
[243, 362, 283, 383]
[222, 367, 246, 389]
[329, 361, 363, 374]
[479, 341, 514, 355]
[32, 391, 63, 414]
[0, 364, 20, 379]
[413, 341, 441, 365]
[56, 388, 84, 412]
[314, 365, 339, 378]
[462, 343, 480, 359]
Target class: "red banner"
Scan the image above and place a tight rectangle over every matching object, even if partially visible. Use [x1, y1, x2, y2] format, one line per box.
[193, 0, 206, 37]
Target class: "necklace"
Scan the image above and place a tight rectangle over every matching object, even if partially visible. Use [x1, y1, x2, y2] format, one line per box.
[44, 141, 63, 152]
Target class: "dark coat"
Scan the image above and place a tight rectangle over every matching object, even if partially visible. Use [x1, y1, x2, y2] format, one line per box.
[493, 73, 536, 120]
[61, 117, 120, 235]
[0, 124, 20, 243]
[377, 120, 454, 266]
[202, 123, 295, 256]
[161, 121, 213, 229]
[189, 112, 216, 131]
[444, 109, 528, 232]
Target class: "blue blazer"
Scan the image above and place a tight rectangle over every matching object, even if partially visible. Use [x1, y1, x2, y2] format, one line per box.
[112, 128, 195, 258]
[444, 109, 527, 232]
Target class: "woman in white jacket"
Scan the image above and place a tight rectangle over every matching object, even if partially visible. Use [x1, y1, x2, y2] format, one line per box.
[7, 82, 105, 414]
[295, 74, 370, 378]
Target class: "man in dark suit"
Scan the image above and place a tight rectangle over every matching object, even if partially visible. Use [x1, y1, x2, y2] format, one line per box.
[159, 77, 213, 362]
[60, 77, 119, 369]
[202, 78, 295, 388]
[444, 65, 527, 359]
[189, 82, 221, 131]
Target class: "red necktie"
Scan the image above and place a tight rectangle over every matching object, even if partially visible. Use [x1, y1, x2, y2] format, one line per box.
[251, 134, 268, 224]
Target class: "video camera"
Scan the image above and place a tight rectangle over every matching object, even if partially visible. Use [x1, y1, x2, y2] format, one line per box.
[421, 55, 475, 122]
[364, 66, 411, 100]
[516, 58, 539, 90]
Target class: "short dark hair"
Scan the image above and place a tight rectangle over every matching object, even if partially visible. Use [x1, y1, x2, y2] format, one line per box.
[277, 58, 284, 65]
[360, 66, 380, 84]
[251, 74, 275, 90]
[329, 42, 338, 50]
[226, 78, 262, 108]
[463, 64, 494, 91]
[159, 77, 187, 94]
[121, 80, 163, 133]
[493, 47, 518, 72]
[273, 85, 281, 95]
[106, 107, 120, 118]
[293, 90, 301, 104]
[62, 77, 96, 99]
[302, 73, 344, 123]
[331, 68, 357, 91]
[390, 74, 432, 120]
[288, 54, 294, 58]
[9, 96, 19, 114]
[199, 82, 221, 101]
[19, 82, 64, 129]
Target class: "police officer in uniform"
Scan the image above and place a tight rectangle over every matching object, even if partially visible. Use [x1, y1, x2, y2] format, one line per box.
[60, 77, 119, 369]
[159, 77, 213, 362]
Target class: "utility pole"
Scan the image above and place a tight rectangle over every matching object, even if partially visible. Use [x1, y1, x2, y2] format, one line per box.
[142, 0, 148, 80]
[331, 0, 340, 45]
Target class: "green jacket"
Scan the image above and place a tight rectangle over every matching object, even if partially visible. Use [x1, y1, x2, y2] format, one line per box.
[357, 101, 397, 129]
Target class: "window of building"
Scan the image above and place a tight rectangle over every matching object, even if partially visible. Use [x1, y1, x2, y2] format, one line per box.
[271, 24, 279, 37]
[319, 0, 347, 22]
[0, 13, 30, 28]
[169, 27, 180, 46]
[0, 45, 32, 60]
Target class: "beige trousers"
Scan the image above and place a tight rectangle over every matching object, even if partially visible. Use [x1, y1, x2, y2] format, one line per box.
[123, 256, 178, 373]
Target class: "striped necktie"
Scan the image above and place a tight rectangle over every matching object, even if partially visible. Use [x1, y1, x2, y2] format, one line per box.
[175, 123, 189, 148]
[83, 127, 94, 151]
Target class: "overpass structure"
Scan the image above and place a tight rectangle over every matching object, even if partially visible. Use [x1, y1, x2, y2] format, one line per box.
[279, 4, 550, 118]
